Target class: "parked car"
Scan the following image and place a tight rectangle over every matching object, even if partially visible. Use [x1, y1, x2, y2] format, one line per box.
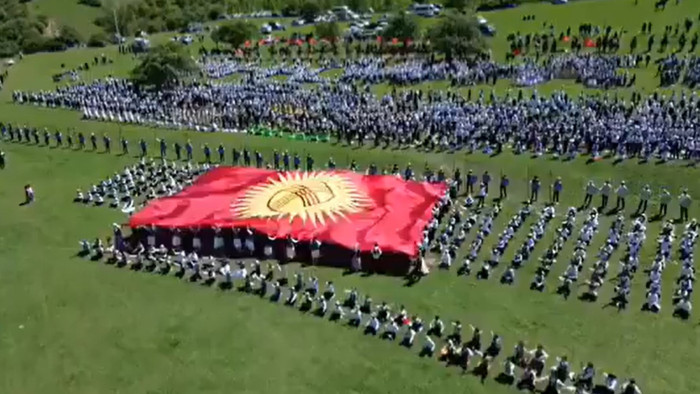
[269, 22, 286, 31]
[411, 3, 441, 17]
[476, 15, 496, 36]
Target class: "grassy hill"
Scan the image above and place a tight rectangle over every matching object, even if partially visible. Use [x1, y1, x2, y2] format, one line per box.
[30, 0, 105, 37]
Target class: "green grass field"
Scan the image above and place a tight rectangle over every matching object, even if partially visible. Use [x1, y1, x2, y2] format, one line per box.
[2, 1, 700, 394]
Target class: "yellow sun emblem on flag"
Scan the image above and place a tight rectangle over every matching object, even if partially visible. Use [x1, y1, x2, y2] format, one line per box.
[233, 172, 371, 225]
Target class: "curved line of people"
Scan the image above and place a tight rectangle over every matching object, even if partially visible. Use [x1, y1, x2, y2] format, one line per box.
[77, 237, 644, 394]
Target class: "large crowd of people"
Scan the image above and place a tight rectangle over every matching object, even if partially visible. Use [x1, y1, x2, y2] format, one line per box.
[58, 140, 695, 324]
[10, 70, 700, 165]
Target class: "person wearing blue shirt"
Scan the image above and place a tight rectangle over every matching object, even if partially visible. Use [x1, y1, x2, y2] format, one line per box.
[139, 139, 147, 157]
[43, 130, 50, 146]
[306, 154, 314, 171]
[55, 131, 62, 147]
[404, 164, 414, 181]
[184, 140, 193, 161]
[78, 132, 86, 149]
[466, 170, 476, 194]
[552, 177, 563, 203]
[293, 153, 301, 170]
[159, 138, 167, 158]
[283, 151, 290, 171]
[203, 144, 211, 163]
[368, 163, 378, 175]
[437, 168, 446, 183]
[217, 144, 225, 163]
[530, 176, 541, 202]
[500, 175, 509, 199]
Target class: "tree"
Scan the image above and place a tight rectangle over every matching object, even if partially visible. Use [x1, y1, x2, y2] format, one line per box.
[130, 41, 197, 89]
[87, 31, 109, 47]
[211, 20, 256, 48]
[428, 11, 487, 61]
[57, 25, 83, 47]
[315, 22, 340, 41]
[382, 13, 419, 41]
[300, 1, 321, 22]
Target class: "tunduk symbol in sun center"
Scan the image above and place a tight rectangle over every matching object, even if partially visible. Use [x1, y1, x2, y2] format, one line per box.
[234, 172, 371, 225]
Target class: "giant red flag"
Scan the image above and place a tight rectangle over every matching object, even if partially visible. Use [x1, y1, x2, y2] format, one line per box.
[129, 167, 446, 256]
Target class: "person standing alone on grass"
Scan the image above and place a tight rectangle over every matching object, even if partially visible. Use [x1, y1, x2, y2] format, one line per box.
[530, 176, 541, 203]
[636, 184, 652, 215]
[500, 175, 509, 200]
[600, 180, 612, 209]
[466, 170, 476, 195]
[482, 171, 491, 194]
[477, 182, 488, 209]
[552, 177, 562, 204]
[616, 181, 628, 211]
[0, 151, 5, 169]
[24, 184, 34, 204]
[680, 189, 692, 222]
[659, 186, 671, 217]
[583, 181, 597, 208]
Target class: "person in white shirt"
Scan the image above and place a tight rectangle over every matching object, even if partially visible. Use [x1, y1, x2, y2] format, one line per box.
[616, 181, 628, 211]
[636, 184, 652, 215]
[601, 373, 618, 394]
[329, 301, 344, 321]
[440, 248, 452, 269]
[673, 297, 692, 320]
[427, 315, 444, 337]
[679, 189, 692, 222]
[382, 320, 399, 341]
[642, 291, 661, 313]
[364, 314, 380, 335]
[419, 335, 436, 357]
[401, 325, 416, 348]
[621, 378, 643, 394]
[477, 182, 488, 209]
[497, 359, 516, 385]
[351, 244, 362, 272]
[583, 181, 597, 209]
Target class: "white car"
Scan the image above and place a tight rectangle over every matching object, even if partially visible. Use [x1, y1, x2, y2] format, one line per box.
[411, 4, 440, 17]
[260, 24, 272, 34]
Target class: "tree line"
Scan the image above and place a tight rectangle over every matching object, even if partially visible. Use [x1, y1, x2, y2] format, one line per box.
[132, 11, 487, 88]
[0, 0, 83, 58]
